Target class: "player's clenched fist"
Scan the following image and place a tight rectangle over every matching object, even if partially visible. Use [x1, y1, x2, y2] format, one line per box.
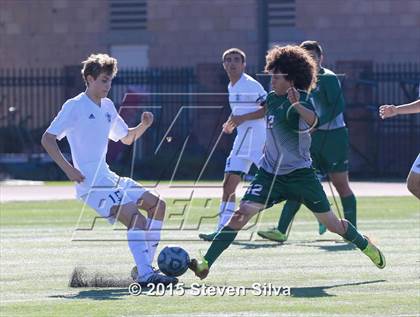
[287, 87, 300, 105]
[222, 119, 235, 134]
[141, 111, 154, 127]
[379, 105, 398, 119]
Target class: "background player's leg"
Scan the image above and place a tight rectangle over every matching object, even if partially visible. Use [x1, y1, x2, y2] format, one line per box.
[199, 172, 242, 241]
[137, 192, 166, 264]
[112, 203, 154, 281]
[277, 200, 302, 234]
[257, 200, 301, 242]
[330, 171, 357, 227]
[218, 172, 242, 230]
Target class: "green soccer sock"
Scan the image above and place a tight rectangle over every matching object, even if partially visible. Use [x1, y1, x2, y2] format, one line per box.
[342, 221, 368, 250]
[341, 194, 357, 228]
[277, 200, 302, 234]
[204, 226, 238, 268]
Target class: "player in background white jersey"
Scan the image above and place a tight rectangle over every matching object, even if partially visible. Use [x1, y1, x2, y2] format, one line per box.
[379, 93, 420, 199]
[41, 53, 178, 286]
[199, 48, 267, 241]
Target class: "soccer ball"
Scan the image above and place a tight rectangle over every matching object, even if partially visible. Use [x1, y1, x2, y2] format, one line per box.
[157, 246, 190, 277]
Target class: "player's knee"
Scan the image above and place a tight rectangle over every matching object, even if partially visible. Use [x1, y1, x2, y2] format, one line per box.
[334, 181, 352, 197]
[153, 199, 166, 219]
[230, 201, 260, 227]
[126, 210, 146, 229]
[407, 180, 420, 199]
[229, 211, 248, 230]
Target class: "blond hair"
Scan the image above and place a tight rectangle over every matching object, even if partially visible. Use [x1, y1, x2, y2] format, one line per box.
[81, 53, 118, 85]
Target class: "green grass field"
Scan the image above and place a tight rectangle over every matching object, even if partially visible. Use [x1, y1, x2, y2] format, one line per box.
[1, 196, 419, 317]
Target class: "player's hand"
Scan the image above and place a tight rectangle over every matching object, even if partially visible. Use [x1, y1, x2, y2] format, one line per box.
[222, 119, 235, 134]
[65, 166, 85, 183]
[230, 115, 245, 127]
[141, 112, 154, 128]
[379, 104, 398, 119]
[287, 87, 300, 105]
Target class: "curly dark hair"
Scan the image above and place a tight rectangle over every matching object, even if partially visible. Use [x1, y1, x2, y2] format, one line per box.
[265, 45, 317, 91]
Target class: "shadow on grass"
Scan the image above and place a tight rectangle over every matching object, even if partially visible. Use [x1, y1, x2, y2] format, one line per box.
[280, 239, 357, 252]
[291, 279, 386, 298]
[49, 279, 386, 300]
[232, 239, 356, 251]
[50, 286, 194, 301]
[50, 288, 129, 301]
[232, 241, 285, 249]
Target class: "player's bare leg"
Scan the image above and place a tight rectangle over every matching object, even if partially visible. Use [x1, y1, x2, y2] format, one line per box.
[199, 172, 242, 241]
[329, 171, 357, 229]
[406, 170, 420, 199]
[136, 192, 166, 264]
[314, 210, 385, 269]
[219, 172, 242, 227]
[113, 202, 177, 286]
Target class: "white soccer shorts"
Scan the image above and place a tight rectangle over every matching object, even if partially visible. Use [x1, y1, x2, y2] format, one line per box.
[81, 173, 147, 224]
[224, 133, 264, 174]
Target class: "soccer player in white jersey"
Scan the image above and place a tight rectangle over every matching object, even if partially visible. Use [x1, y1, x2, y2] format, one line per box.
[379, 95, 420, 199]
[199, 48, 267, 241]
[41, 53, 177, 286]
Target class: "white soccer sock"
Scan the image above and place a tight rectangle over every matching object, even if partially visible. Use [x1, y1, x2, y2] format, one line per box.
[217, 201, 236, 231]
[127, 229, 153, 281]
[146, 218, 163, 264]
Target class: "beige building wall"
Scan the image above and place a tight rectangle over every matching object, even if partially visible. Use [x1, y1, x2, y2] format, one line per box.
[292, 0, 420, 64]
[0, 0, 419, 69]
[0, 0, 108, 68]
[147, 0, 260, 67]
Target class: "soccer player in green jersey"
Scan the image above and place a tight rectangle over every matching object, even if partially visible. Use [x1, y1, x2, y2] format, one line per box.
[258, 40, 357, 242]
[189, 45, 385, 280]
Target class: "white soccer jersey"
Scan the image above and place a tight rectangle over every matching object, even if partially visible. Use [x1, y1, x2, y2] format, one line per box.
[228, 73, 267, 160]
[46, 92, 128, 197]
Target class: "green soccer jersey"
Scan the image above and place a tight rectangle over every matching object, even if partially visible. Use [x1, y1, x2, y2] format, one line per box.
[260, 91, 314, 175]
[312, 67, 346, 130]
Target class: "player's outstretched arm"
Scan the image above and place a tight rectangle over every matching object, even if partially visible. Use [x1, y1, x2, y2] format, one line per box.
[41, 132, 85, 183]
[223, 106, 266, 134]
[231, 106, 266, 125]
[121, 111, 154, 145]
[379, 99, 420, 119]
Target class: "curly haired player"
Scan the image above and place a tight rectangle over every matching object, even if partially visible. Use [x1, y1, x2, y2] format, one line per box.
[189, 45, 386, 280]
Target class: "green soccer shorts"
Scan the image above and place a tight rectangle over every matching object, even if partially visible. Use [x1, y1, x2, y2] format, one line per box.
[242, 168, 331, 213]
[310, 127, 349, 174]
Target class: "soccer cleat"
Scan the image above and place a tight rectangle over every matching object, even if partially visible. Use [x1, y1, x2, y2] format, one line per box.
[362, 237, 386, 269]
[198, 232, 218, 242]
[138, 272, 178, 287]
[318, 222, 327, 235]
[188, 258, 209, 280]
[257, 228, 287, 242]
[131, 266, 160, 280]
